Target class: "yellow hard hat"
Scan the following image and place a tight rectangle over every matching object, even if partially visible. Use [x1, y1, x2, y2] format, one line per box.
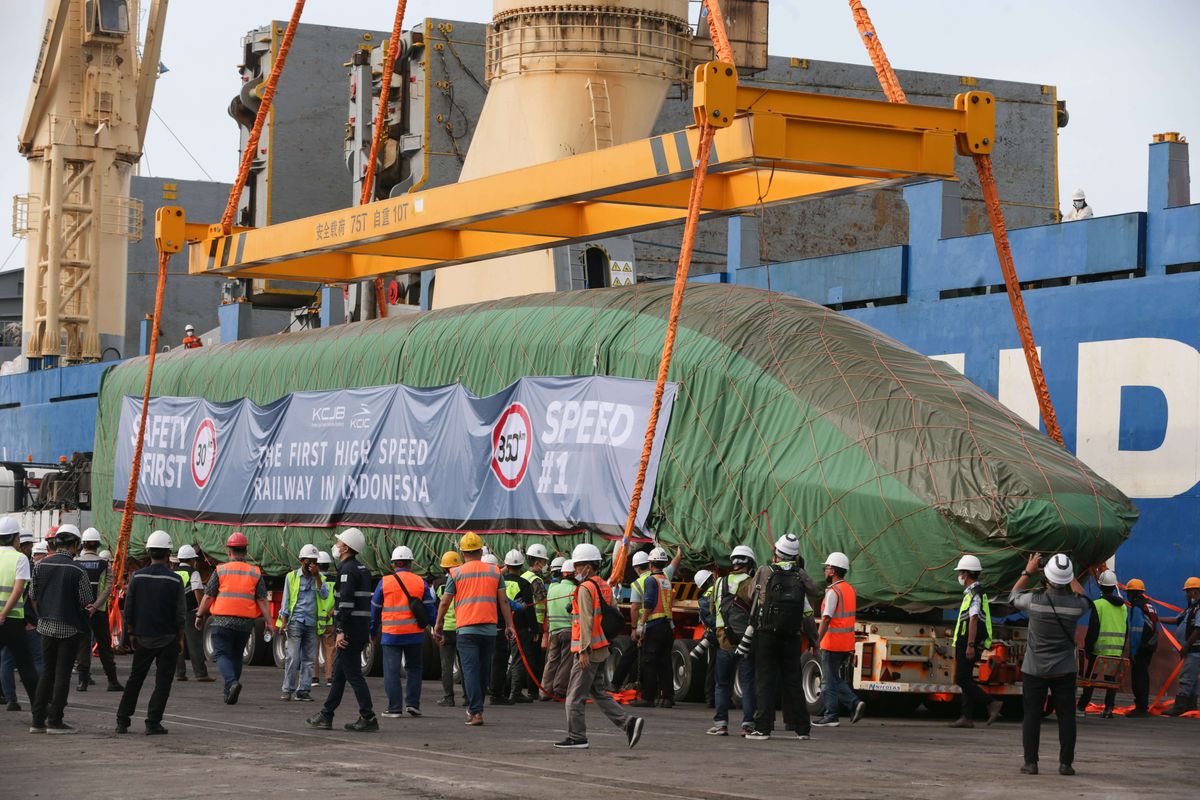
[1125, 578, 1145, 592]
[459, 531, 484, 552]
[440, 550, 463, 569]
[1184, 577, 1200, 591]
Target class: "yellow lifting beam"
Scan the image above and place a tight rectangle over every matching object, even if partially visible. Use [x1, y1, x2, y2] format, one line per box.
[180, 64, 994, 284]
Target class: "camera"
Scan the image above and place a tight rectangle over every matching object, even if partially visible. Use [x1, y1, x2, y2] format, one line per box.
[690, 633, 715, 660]
[1036, 554, 1047, 569]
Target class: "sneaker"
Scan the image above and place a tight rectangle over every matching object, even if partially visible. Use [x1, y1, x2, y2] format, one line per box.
[1020, 763, 1038, 775]
[145, 723, 169, 735]
[29, 724, 46, 734]
[305, 712, 332, 730]
[465, 713, 484, 726]
[406, 706, 422, 717]
[706, 724, 728, 736]
[77, 679, 88, 692]
[280, 692, 294, 701]
[6, 701, 21, 711]
[626, 716, 645, 749]
[745, 730, 771, 741]
[380, 711, 405, 719]
[344, 715, 379, 733]
[1059, 764, 1075, 776]
[107, 681, 124, 692]
[436, 697, 455, 707]
[115, 724, 129, 734]
[740, 723, 755, 737]
[324, 679, 332, 687]
[795, 733, 811, 740]
[293, 692, 313, 702]
[226, 681, 242, 705]
[554, 737, 589, 749]
[851, 700, 866, 724]
[812, 716, 840, 728]
[311, 676, 320, 686]
[46, 721, 77, 735]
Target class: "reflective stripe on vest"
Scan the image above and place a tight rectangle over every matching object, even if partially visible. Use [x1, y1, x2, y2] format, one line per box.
[450, 561, 501, 627]
[210, 562, 262, 617]
[645, 572, 672, 621]
[436, 584, 457, 631]
[952, 588, 993, 648]
[382, 571, 427, 636]
[0, 547, 25, 620]
[570, 578, 613, 652]
[546, 580, 575, 633]
[1094, 599, 1129, 657]
[820, 581, 857, 652]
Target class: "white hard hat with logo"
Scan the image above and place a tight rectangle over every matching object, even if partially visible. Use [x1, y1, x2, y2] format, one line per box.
[648, 546, 669, 563]
[146, 530, 173, 550]
[82, 527, 102, 544]
[774, 533, 800, 557]
[336, 528, 366, 554]
[824, 551, 851, 571]
[955, 554, 983, 573]
[177, 544, 198, 560]
[1044, 553, 1075, 585]
[504, 549, 525, 567]
[391, 545, 415, 562]
[526, 543, 549, 561]
[298, 543, 320, 560]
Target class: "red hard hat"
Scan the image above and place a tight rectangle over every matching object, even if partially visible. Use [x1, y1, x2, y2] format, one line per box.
[46, 526, 58, 539]
[226, 531, 249, 548]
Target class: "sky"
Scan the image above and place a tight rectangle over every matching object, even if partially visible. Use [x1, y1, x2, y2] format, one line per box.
[1, 0, 1197, 273]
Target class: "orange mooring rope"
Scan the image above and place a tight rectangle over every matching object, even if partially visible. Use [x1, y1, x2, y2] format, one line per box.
[845, 0, 1063, 446]
[610, 0, 733, 582]
[219, 0, 307, 235]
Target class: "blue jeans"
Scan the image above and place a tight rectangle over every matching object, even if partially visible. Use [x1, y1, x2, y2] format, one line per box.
[821, 649, 860, 718]
[210, 626, 251, 694]
[1180, 652, 1200, 698]
[1, 625, 43, 703]
[456, 632, 496, 716]
[383, 642, 424, 712]
[714, 647, 756, 727]
[281, 619, 318, 694]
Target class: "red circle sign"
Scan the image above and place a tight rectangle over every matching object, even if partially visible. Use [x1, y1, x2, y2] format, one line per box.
[491, 403, 532, 490]
[191, 418, 217, 489]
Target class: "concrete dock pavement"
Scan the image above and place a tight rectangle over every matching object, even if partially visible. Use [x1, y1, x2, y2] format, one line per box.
[1, 656, 1192, 799]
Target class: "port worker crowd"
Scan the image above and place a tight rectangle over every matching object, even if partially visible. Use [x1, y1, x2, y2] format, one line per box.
[2, 516, 1198, 771]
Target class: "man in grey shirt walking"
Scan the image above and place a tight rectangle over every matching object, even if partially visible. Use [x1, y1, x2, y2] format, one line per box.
[1009, 552, 1090, 776]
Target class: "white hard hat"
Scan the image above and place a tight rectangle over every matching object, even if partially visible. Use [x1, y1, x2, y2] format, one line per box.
[56, 523, 81, 538]
[774, 533, 800, 557]
[32, 542, 49, 555]
[391, 545, 414, 562]
[0, 516, 20, 536]
[824, 551, 851, 571]
[185, 324, 195, 332]
[1071, 188, 1086, 202]
[955, 554, 983, 573]
[81, 527, 102, 544]
[648, 546, 669, 563]
[631, 550, 650, 567]
[298, 543, 320, 560]
[317, 550, 332, 565]
[482, 553, 499, 566]
[504, 549, 525, 567]
[1044, 553, 1075, 585]
[1097, 569, 1118, 587]
[526, 543, 549, 561]
[482, 545, 492, 557]
[98, 549, 112, 561]
[336, 527, 366, 554]
[693, 569, 713, 590]
[572, 542, 602, 564]
[561, 559, 575, 574]
[19, 530, 35, 544]
[177, 544, 198, 560]
[550, 556, 565, 571]
[146, 530, 173, 550]
[730, 544, 756, 562]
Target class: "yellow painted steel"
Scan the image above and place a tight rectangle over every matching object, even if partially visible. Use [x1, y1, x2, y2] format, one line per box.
[182, 86, 995, 283]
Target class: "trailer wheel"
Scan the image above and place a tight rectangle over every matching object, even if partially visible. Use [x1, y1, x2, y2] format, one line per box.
[202, 618, 217, 662]
[272, 628, 286, 669]
[672, 639, 704, 702]
[606, 635, 633, 689]
[731, 659, 743, 709]
[361, 640, 383, 676]
[801, 651, 824, 716]
[244, 621, 273, 666]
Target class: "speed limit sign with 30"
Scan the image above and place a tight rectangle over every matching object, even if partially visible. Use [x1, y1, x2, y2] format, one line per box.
[191, 418, 217, 489]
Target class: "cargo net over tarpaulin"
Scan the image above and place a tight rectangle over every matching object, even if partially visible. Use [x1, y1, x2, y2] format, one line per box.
[91, 284, 1136, 608]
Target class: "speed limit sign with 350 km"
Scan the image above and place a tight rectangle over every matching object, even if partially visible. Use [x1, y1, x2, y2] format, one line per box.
[491, 403, 532, 490]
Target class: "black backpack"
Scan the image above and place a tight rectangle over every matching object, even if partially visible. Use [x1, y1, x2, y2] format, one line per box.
[718, 577, 752, 644]
[759, 565, 806, 634]
[583, 578, 625, 641]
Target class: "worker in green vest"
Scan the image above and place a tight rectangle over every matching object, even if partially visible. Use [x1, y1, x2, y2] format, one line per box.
[1077, 569, 1128, 718]
[0, 516, 40, 708]
[433, 550, 462, 706]
[950, 554, 1003, 727]
[275, 544, 329, 701]
[540, 558, 576, 700]
[520, 543, 550, 701]
[174, 544, 213, 682]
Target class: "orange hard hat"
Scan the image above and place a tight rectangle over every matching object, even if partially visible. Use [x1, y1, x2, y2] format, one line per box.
[1185, 577, 1200, 591]
[227, 531, 249, 548]
[1125, 578, 1145, 592]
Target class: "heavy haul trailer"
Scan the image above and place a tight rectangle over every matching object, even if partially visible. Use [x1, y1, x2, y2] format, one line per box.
[91, 284, 1135, 705]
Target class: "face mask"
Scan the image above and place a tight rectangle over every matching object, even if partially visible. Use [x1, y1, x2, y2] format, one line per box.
[957, 574, 966, 587]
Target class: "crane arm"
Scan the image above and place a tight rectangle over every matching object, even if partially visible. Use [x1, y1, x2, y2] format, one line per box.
[135, 0, 170, 152]
[19, 0, 72, 154]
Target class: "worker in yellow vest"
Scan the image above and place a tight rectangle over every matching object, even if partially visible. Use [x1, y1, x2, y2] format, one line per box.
[541, 559, 576, 700]
[275, 544, 330, 702]
[433, 550, 463, 707]
[519, 542, 550, 701]
[174, 544, 213, 682]
[196, 531, 269, 705]
[0, 516, 39, 709]
[813, 551, 865, 727]
[631, 546, 681, 708]
[1077, 570, 1128, 718]
[950, 554, 1003, 728]
[372, 545, 436, 718]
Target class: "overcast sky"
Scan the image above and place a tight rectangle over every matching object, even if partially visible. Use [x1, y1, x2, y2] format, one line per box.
[2, 0, 1197, 273]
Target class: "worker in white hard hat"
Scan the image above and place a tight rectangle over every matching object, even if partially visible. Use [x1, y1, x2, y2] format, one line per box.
[555, 542, 645, 750]
[0, 516, 40, 712]
[182, 324, 203, 349]
[316, 549, 337, 687]
[276, 544, 330, 702]
[306, 528, 378, 732]
[632, 545, 682, 708]
[708, 545, 759, 736]
[541, 558, 577, 701]
[520, 542, 551, 700]
[813, 550, 866, 728]
[690, 568, 718, 709]
[1009, 553, 1088, 775]
[29, 523, 91, 733]
[115, 530, 184, 735]
[173, 544, 214, 683]
[1063, 188, 1093, 221]
[950, 554, 1003, 728]
[373, 545, 436, 718]
[74, 526, 122, 693]
[1076, 569, 1128, 719]
[500, 548, 539, 704]
[549, 556, 566, 583]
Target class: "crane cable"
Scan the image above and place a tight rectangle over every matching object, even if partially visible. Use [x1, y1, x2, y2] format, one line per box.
[845, 0, 1063, 446]
[359, 0, 410, 320]
[609, 0, 735, 584]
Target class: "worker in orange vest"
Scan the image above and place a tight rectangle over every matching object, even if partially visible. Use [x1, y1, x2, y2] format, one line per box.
[433, 532, 515, 726]
[182, 324, 202, 349]
[812, 551, 865, 727]
[195, 531, 269, 705]
[372, 545, 436, 718]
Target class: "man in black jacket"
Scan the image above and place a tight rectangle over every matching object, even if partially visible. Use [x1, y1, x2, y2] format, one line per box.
[306, 528, 377, 732]
[116, 530, 186, 734]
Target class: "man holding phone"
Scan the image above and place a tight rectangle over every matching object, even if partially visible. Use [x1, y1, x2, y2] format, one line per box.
[275, 544, 329, 702]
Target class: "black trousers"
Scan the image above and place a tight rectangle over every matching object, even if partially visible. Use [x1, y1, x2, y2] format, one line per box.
[0, 617, 40, 704]
[954, 637, 993, 717]
[507, 626, 538, 698]
[1022, 672, 1076, 766]
[1131, 647, 1155, 711]
[76, 610, 119, 683]
[439, 630, 458, 701]
[175, 609, 209, 679]
[1077, 653, 1117, 710]
[117, 640, 179, 727]
[321, 640, 373, 718]
[611, 638, 639, 689]
[639, 622, 674, 703]
[33, 633, 82, 726]
[753, 630, 807, 735]
[490, 631, 510, 698]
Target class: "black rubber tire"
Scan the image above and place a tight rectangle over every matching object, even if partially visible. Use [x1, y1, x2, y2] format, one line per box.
[271, 628, 286, 669]
[672, 639, 704, 702]
[202, 618, 217, 662]
[361, 640, 383, 677]
[606, 635, 633, 689]
[245, 621, 273, 666]
[801, 651, 824, 716]
[731, 656, 743, 709]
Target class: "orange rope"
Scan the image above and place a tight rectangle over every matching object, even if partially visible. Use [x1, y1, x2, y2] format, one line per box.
[112, 250, 172, 591]
[610, 0, 733, 583]
[219, 0, 307, 235]
[844, 0, 1063, 446]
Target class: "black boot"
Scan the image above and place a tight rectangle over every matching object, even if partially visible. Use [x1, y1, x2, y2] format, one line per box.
[1166, 694, 1189, 717]
[344, 714, 379, 732]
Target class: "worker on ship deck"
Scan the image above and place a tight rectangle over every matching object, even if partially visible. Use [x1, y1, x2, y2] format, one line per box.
[1064, 188, 1094, 221]
[182, 324, 203, 349]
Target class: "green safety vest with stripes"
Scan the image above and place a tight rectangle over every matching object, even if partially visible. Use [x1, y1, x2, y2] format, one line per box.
[436, 583, 456, 632]
[275, 569, 334, 635]
[952, 587, 993, 648]
[522, 569, 546, 624]
[545, 579, 576, 633]
[0, 547, 26, 620]
[1093, 598, 1129, 657]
